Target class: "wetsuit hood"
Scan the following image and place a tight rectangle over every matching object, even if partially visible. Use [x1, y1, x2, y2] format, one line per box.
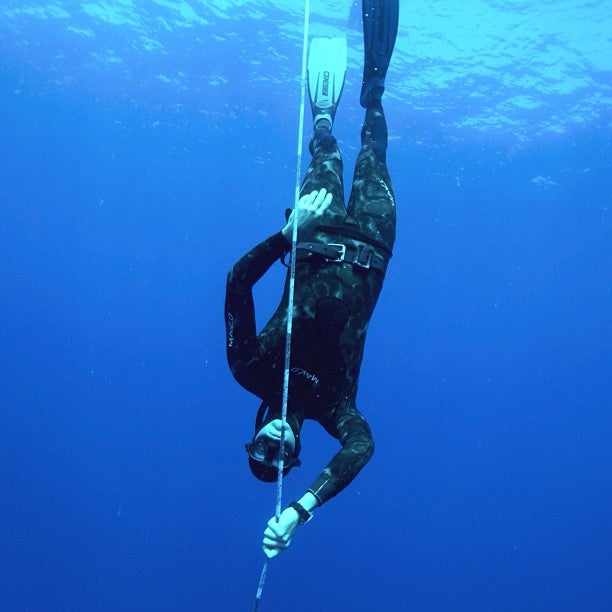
[247, 400, 302, 482]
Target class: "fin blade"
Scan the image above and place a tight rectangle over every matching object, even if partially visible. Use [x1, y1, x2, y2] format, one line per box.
[307, 37, 348, 113]
[361, 0, 399, 107]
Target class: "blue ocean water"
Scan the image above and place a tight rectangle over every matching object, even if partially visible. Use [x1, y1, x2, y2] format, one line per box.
[1, 1, 610, 610]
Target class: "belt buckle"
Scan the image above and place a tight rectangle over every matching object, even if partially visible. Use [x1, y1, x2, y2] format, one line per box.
[326, 243, 346, 262]
[353, 245, 373, 269]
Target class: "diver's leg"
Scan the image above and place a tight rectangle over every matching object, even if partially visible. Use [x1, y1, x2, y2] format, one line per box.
[298, 37, 349, 223]
[346, 0, 398, 249]
[299, 131, 346, 224]
[346, 104, 396, 251]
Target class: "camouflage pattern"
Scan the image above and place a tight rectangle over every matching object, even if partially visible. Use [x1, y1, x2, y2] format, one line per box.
[225, 105, 396, 505]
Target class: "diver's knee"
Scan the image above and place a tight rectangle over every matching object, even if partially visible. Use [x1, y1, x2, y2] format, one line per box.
[309, 127, 337, 155]
[372, 140, 387, 163]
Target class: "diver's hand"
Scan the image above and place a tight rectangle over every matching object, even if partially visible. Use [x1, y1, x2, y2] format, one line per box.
[282, 188, 332, 241]
[262, 506, 301, 559]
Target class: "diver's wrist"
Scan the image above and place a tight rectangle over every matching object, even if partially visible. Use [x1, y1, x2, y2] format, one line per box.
[298, 491, 318, 512]
[289, 501, 313, 525]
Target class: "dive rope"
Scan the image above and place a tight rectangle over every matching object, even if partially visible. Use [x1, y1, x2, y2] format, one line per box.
[253, 0, 311, 609]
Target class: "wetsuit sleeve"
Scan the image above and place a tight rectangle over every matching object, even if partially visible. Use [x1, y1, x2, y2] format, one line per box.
[224, 232, 289, 389]
[307, 404, 375, 506]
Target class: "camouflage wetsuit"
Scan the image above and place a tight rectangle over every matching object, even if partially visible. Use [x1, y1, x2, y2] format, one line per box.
[225, 105, 396, 505]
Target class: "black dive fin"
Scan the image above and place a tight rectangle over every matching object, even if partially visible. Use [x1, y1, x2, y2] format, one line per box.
[361, 0, 399, 107]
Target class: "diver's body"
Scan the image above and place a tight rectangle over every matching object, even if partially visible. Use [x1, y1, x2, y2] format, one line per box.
[226, 105, 395, 504]
[224, 0, 399, 557]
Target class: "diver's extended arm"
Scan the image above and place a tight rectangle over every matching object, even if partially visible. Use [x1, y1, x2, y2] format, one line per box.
[260, 407, 374, 558]
[308, 406, 375, 505]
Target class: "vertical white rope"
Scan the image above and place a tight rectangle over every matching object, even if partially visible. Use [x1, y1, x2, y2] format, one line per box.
[276, 0, 311, 518]
[253, 1, 311, 610]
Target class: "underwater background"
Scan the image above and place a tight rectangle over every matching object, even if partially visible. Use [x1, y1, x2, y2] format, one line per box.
[1, 1, 610, 610]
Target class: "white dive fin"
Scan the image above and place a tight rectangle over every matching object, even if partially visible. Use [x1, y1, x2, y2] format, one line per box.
[307, 37, 348, 127]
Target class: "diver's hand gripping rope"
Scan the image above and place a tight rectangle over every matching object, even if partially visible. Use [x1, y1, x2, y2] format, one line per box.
[253, 1, 311, 610]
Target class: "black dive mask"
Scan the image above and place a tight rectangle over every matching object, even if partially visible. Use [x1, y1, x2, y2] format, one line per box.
[245, 436, 301, 482]
[245, 437, 301, 469]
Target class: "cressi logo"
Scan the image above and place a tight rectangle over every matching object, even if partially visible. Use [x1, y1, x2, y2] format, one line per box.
[321, 70, 330, 97]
